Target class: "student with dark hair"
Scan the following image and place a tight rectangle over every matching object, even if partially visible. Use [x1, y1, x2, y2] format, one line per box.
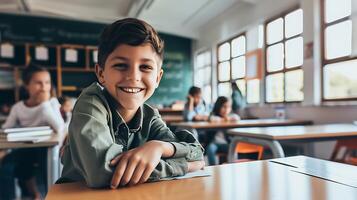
[183, 86, 209, 121]
[58, 18, 204, 188]
[1, 63, 64, 199]
[206, 96, 240, 165]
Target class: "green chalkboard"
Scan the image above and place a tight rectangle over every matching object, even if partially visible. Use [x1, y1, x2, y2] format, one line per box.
[0, 13, 192, 105]
[147, 34, 192, 106]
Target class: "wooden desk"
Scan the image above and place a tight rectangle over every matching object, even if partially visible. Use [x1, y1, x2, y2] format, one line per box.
[46, 156, 357, 200]
[0, 134, 63, 189]
[227, 123, 357, 161]
[158, 108, 183, 115]
[172, 119, 312, 136]
[161, 115, 184, 124]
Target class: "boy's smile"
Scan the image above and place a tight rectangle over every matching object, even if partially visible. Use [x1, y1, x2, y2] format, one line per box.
[96, 44, 163, 122]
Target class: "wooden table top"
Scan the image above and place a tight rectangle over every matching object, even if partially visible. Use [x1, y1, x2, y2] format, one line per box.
[227, 123, 357, 140]
[46, 156, 357, 200]
[0, 133, 62, 149]
[171, 119, 312, 130]
[161, 115, 184, 124]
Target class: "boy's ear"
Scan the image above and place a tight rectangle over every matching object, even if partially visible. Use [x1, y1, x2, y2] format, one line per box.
[155, 68, 164, 88]
[95, 64, 105, 85]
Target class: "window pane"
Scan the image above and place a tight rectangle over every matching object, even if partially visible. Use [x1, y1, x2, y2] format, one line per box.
[197, 54, 204, 68]
[204, 52, 211, 65]
[267, 43, 284, 72]
[267, 18, 283, 44]
[247, 79, 260, 103]
[203, 85, 212, 104]
[285, 9, 303, 38]
[195, 68, 205, 87]
[285, 69, 304, 101]
[218, 61, 230, 81]
[323, 59, 357, 99]
[285, 37, 303, 68]
[218, 42, 230, 62]
[232, 56, 246, 79]
[266, 73, 284, 102]
[325, 20, 352, 59]
[218, 82, 231, 97]
[231, 36, 246, 57]
[325, 0, 351, 23]
[204, 66, 211, 85]
[236, 79, 246, 97]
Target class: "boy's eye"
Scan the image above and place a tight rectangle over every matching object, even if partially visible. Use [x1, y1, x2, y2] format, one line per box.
[113, 63, 128, 69]
[140, 64, 153, 71]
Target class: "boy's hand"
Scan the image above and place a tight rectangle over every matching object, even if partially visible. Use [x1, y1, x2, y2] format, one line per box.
[109, 141, 164, 188]
[187, 160, 205, 172]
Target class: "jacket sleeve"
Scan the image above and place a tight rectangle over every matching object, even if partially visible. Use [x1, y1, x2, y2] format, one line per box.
[66, 101, 123, 188]
[145, 110, 204, 180]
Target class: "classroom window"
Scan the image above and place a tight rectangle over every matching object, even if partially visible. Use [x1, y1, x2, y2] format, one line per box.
[217, 25, 262, 104]
[321, 0, 357, 100]
[194, 50, 212, 104]
[265, 8, 304, 103]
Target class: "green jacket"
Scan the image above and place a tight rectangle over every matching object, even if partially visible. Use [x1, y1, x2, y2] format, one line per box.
[59, 83, 204, 188]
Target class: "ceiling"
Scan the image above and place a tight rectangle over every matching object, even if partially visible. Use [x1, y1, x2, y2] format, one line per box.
[0, 0, 260, 38]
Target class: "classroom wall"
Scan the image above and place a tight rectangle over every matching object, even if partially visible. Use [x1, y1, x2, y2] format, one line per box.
[0, 13, 192, 106]
[193, 0, 357, 159]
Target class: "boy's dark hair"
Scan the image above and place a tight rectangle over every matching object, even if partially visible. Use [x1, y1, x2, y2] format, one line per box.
[97, 18, 164, 68]
[212, 96, 229, 117]
[22, 63, 50, 85]
[188, 86, 201, 96]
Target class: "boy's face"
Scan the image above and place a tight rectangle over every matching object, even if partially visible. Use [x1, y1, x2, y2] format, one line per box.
[96, 44, 163, 113]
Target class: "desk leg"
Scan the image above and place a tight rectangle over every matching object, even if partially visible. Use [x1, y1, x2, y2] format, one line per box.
[47, 145, 60, 189]
[228, 136, 285, 162]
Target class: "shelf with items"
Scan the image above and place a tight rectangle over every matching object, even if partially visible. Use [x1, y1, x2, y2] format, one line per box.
[27, 43, 58, 69]
[59, 71, 97, 97]
[0, 41, 99, 103]
[0, 42, 27, 66]
[60, 44, 87, 69]
[85, 46, 98, 69]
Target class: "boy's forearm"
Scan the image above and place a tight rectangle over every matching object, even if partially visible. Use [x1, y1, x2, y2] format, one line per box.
[151, 140, 175, 158]
[187, 160, 205, 172]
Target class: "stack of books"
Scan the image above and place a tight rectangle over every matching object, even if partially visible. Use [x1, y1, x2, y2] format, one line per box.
[0, 126, 53, 142]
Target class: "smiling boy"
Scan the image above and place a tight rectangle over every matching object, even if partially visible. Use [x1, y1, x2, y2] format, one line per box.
[58, 18, 204, 188]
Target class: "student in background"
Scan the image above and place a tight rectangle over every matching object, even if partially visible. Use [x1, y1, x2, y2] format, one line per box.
[1, 64, 65, 200]
[58, 96, 73, 125]
[231, 81, 246, 115]
[206, 96, 240, 165]
[183, 86, 209, 121]
[58, 18, 204, 188]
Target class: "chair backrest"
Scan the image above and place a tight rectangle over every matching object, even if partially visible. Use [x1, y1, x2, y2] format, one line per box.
[235, 142, 264, 160]
[330, 139, 357, 163]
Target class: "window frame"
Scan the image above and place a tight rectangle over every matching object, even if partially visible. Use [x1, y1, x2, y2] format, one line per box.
[194, 50, 212, 103]
[264, 6, 304, 104]
[320, 0, 357, 101]
[216, 32, 260, 104]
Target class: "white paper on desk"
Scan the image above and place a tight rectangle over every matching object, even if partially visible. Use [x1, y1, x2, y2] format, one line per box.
[291, 167, 357, 188]
[65, 49, 78, 63]
[0, 43, 14, 58]
[173, 169, 211, 180]
[35, 46, 49, 61]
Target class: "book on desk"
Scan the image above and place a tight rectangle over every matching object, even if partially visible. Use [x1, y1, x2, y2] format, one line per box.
[0, 126, 53, 142]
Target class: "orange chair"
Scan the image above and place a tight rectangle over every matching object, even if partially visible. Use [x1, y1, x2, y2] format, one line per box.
[330, 139, 357, 166]
[235, 142, 264, 160]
